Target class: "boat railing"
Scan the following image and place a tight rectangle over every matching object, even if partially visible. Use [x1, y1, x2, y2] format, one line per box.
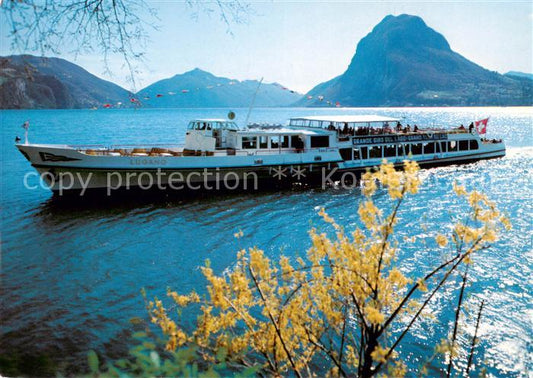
[69, 143, 183, 150]
[69, 144, 108, 149]
[222, 147, 338, 156]
[348, 128, 470, 137]
[109, 143, 183, 149]
[74, 145, 338, 157]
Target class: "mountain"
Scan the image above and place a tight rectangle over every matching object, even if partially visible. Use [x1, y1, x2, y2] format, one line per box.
[0, 55, 130, 109]
[299, 14, 532, 107]
[136, 68, 302, 107]
[504, 71, 533, 81]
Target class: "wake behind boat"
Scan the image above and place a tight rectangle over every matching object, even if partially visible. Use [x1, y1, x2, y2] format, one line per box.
[16, 115, 505, 195]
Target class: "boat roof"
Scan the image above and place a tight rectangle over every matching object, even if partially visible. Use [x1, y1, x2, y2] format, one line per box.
[191, 119, 233, 123]
[290, 115, 400, 124]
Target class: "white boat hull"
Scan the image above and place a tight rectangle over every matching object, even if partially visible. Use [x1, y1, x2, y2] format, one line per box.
[16, 141, 505, 195]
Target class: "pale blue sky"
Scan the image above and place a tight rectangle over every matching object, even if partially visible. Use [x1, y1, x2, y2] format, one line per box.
[1, 1, 532, 93]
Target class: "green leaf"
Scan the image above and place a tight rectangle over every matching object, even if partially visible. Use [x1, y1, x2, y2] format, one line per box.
[87, 350, 99, 373]
[149, 351, 160, 368]
[132, 331, 147, 339]
[129, 317, 144, 325]
[143, 341, 156, 350]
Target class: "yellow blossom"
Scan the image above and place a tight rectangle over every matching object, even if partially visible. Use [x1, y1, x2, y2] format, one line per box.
[500, 216, 512, 230]
[418, 279, 428, 292]
[453, 182, 467, 196]
[370, 345, 388, 363]
[366, 306, 385, 325]
[435, 234, 448, 247]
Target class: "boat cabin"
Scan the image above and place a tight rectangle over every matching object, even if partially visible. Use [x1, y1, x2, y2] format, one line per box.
[184, 119, 334, 154]
[288, 115, 481, 162]
[185, 119, 240, 151]
[238, 127, 332, 153]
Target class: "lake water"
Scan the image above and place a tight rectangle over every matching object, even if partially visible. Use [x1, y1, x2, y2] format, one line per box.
[1, 107, 531, 376]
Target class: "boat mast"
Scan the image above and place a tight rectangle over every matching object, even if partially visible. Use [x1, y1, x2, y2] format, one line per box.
[244, 77, 263, 128]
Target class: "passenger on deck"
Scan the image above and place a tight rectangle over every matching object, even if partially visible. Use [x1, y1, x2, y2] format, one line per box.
[293, 137, 304, 151]
[342, 123, 349, 135]
[414, 125, 419, 132]
[469, 122, 474, 133]
[405, 125, 411, 133]
[328, 122, 335, 130]
[458, 124, 466, 130]
[396, 122, 402, 132]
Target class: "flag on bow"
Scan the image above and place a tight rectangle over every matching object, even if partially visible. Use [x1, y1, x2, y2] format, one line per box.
[475, 118, 489, 134]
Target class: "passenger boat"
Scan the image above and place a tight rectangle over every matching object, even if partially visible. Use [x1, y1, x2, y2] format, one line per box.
[16, 115, 505, 195]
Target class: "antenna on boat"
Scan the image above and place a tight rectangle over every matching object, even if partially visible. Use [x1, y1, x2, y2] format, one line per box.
[244, 77, 263, 128]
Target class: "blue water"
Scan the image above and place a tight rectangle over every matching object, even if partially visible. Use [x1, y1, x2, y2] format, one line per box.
[1, 107, 532, 376]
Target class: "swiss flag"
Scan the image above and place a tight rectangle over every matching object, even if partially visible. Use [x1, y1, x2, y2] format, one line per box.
[475, 118, 489, 134]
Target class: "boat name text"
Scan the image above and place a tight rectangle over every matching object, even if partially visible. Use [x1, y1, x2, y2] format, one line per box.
[130, 158, 168, 166]
[352, 133, 448, 145]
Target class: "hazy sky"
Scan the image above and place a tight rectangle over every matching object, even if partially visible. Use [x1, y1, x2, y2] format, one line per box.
[1, 1, 532, 93]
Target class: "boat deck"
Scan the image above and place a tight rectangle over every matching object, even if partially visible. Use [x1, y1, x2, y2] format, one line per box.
[70, 127, 500, 158]
[74, 145, 337, 158]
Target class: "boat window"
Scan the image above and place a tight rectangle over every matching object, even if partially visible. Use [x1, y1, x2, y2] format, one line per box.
[470, 140, 479, 150]
[459, 140, 469, 151]
[411, 143, 422, 155]
[310, 136, 329, 148]
[384, 145, 396, 158]
[242, 136, 257, 149]
[219, 122, 239, 131]
[440, 142, 446, 153]
[353, 148, 360, 160]
[369, 146, 382, 159]
[271, 136, 280, 148]
[361, 147, 368, 159]
[435, 142, 441, 153]
[424, 142, 435, 154]
[290, 119, 305, 127]
[259, 136, 268, 149]
[187, 122, 195, 130]
[291, 135, 304, 149]
[448, 141, 457, 152]
[281, 135, 289, 148]
[340, 148, 352, 160]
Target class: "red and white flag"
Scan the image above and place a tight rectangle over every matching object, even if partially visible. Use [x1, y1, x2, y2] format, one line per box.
[475, 118, 489, 134]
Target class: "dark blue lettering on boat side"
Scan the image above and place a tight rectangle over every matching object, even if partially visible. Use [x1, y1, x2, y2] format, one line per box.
[352, 133, 449, 145]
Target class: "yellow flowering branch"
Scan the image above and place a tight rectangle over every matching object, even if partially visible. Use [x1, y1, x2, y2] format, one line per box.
[144, 161, 507, 377]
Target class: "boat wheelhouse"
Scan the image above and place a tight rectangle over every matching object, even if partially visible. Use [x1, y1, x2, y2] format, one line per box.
[15, 115, 505, 195]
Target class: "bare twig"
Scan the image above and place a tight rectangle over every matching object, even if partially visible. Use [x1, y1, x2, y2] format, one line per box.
[447, 264, 470, 377]
[465, 299, 485, 376]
